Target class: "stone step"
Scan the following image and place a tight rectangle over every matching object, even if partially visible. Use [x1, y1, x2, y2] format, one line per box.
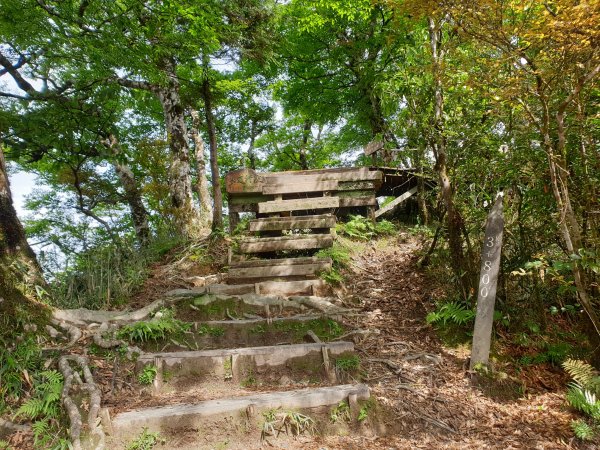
[109, 384, 370, 442]
[239, 234, 333, 253]
[248, 214, 336, 232]
[136, 341, 355, 387]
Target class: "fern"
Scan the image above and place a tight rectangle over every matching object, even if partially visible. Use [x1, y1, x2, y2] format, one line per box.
[14, 370, 63, 421]
[571, 419, 595, 441]
[118, 309, 191, 343]
[563, 359, 598, 387]
[426, 301, 475, 326]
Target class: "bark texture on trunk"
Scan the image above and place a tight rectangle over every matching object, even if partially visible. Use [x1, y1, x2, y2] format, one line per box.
[156, 58, 201, 239]
[190, 110, 213, 229]
[428, 17, 471, 298]
[298, 120, 311, 170]
[0, 146, 46, 292]
[103, 135, 151, 246]
[247, 119, 257, 170]
[201, 75, 223, 230]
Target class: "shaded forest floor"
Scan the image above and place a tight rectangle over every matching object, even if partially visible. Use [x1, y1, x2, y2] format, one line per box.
[312, 231, 585, 450]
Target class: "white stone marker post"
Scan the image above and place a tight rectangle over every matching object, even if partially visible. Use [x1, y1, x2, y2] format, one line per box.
[470, 192, 504, 369]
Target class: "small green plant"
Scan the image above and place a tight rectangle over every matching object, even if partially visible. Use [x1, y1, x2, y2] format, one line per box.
[321, 267, 344, 285]
[126, 428, 161, 450]
[563, 359, 600, 440]
[358, 405, 369, 421]
[13, 370, 65, 449]
[261, 410, 315, 440]
[330, 401, 350, 423]
[249, 324, 266, 334]
[241, 371, 257, 387]
[198, 325, 225, 337]
[117, 309, 191, 343]
[426, 301, 475, 326]
[335, 355, 360, 371]
[316, 243, 351, 268]
[138, 365, 158, 385]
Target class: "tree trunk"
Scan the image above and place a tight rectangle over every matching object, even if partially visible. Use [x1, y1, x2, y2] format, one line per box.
[298, 120, 311, 170]
[201, 75, 223, 230]
[103, 134, 151, 246]
[156, 58, 201, 239]
[428, 17, 471, 298]
[247, 119, 257, 170]
[0, 145, 46, 294]
[189, 110, 213, 229]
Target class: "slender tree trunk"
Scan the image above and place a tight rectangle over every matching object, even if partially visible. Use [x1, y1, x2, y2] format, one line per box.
[0, 145, 46, 293]
[156, 58, 201, 239]
[298, 120, 311, 170]
[201, 75, 223, 230]
[189, 110, 213, 229]
[428, 17, 471, 298]
[247, 119, 257, 170]
[103, 134, 150, 246]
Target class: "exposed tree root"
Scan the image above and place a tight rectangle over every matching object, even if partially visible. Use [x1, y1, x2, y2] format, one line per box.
[52, 319, 83, 346]
[0, 417, 30, 435]
[51, 290, 198, 325]
[91, 323, 143, 360]
[58, 355, 105, 450]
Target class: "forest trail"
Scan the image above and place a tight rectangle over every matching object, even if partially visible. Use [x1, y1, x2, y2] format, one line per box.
[86, 229, 581, 450]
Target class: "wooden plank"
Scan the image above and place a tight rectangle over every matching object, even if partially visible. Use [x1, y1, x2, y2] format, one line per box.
[338, 196, 378, 208]
[229, 203, 258, 213]
[230, 256, 332, 269]
[262, 180, 338, 195]
[337, 180, 376, 191]
[336, 189, 374, 198]
[228, 193, 272, 206]
[374, 187, 417, 218]
[258, 197, 339, 214]
[248, 214, 336, 232]
[228, 260, 332, 280]
[239, 234, 333, 253]
[225, 168, 265, 194]
[364, 140, 384, 156]
[264, 168, 382, 184]
[256, 279, 327, 297]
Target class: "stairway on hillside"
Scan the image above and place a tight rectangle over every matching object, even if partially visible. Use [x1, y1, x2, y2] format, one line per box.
[102, 175, 374, 449]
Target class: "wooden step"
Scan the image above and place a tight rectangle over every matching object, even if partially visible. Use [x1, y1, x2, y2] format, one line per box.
[110, 384, 370, 441]
[230, 256, 332, 269]
[228, 259, 331, 281]
[248, 214, 336, 232]
[262, 179, 338, 195]
[239, 234, 334, 253]
[256, 279, 327, 297]
[338, 195, 377, 207]
[135, 341, 355, 382]
[258, 197, 340, 214]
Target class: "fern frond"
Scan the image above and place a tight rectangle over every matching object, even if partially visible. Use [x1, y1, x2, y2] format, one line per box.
[563, 359, 597, 387]
[571, 419, 595, 441]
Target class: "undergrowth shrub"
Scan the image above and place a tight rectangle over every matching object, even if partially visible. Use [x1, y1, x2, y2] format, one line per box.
[336, 215, 395, 240]
[117, 309, 191, 343]
[52, 233, 183, 310]
[426, 301, 475, 326]
[563, 359, 600, 441]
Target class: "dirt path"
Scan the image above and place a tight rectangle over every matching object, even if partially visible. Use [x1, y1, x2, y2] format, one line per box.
[314, 232, 582, 449]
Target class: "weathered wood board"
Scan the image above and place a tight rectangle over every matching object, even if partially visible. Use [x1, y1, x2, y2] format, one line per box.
[338, 196, 377, 208]
[226, 167, 383, 194]
[262, 180, 338, 195]
[230, 256, 332, 269]
[374, 186, 417, 218]
[248, 214, 336, 232]
[364, 140, 384, 157]
[256, 279, 327, 297]
[258, 197, 340, 214]
[228, 260, 332, 280]
[239, 234, 334, 253]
